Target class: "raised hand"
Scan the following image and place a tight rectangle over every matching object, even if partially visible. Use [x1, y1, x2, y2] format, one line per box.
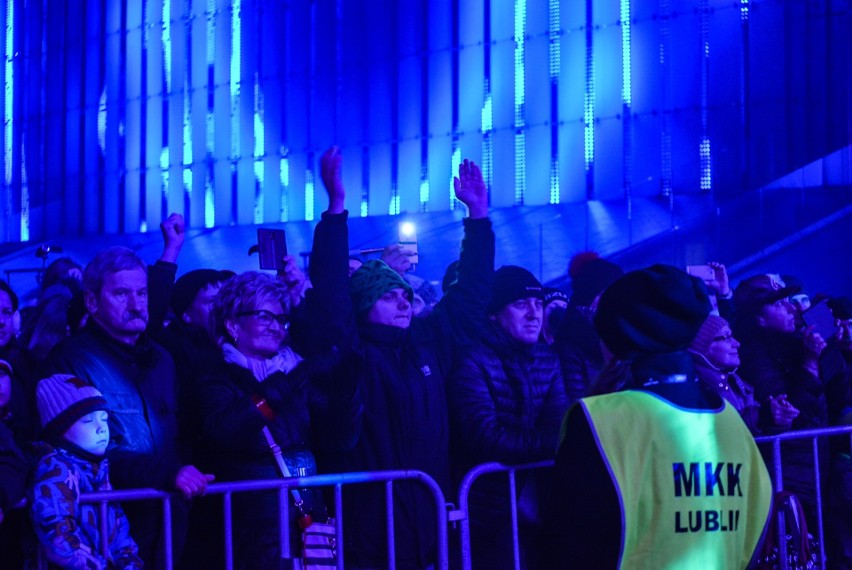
[320, 146, 345, 213]
[159, 212, 186, 263]
[453, 159, 488, 219]
[705, 261, 731, 296]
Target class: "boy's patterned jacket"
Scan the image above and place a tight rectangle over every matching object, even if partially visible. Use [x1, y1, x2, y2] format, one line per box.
[30, 441, 143, 569]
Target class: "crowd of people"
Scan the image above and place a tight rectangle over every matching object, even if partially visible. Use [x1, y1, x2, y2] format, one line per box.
[0, 145, 850, 568]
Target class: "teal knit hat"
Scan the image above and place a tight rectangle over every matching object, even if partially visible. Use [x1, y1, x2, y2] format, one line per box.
[349, 260, 414, 315]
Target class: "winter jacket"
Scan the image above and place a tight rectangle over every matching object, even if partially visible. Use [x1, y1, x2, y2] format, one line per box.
[448, 324, 569, 470]
[30, 440, 142, 569]
[691, 353, 761, 434]
[0, 418, 27, 514]
[46, 321, 183, 492]
[737, 326, 827, 431]
[305, 210, 494, 569]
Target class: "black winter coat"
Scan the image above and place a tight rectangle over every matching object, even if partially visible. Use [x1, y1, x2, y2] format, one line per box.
[305, 210, 494, 569]
[448, 324, 568, 471]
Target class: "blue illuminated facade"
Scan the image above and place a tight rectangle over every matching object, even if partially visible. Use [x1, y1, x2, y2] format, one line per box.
[0, 0, 849, 243]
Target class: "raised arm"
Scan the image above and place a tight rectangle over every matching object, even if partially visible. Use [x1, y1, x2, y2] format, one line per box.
[300, 146, 354, 355]
[432, 159, 495, 347]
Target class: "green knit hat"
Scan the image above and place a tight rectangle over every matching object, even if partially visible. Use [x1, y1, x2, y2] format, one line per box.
[349, 260, 414, 315]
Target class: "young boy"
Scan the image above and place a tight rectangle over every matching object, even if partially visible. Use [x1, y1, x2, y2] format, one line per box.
[30, 373, 143, 569]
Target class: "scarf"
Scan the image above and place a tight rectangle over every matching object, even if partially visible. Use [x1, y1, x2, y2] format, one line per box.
[221, 343, 302, 382]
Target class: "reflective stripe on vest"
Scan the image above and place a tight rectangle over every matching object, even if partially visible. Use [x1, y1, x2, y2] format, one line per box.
[581, 390, 772, 569]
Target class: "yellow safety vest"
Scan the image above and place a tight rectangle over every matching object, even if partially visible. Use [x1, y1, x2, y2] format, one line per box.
[580, 390, 772, 569]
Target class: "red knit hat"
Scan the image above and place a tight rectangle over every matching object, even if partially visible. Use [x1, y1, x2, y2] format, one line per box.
[689, 315, 730, 356]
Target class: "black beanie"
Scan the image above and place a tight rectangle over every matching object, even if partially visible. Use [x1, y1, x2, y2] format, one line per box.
[488, 266, 543, 314]
[171, 269, 231, 319]
[594, 264, 712, 360]
[829, 297, 852, 320]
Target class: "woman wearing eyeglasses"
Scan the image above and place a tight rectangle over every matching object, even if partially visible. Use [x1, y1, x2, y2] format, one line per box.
[197, 271, 359, 569]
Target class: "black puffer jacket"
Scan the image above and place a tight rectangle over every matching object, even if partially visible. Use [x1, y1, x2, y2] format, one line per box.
[46, 321, 183, 491]
[447, 324, 568, 470]
[305, 210, 494, 569]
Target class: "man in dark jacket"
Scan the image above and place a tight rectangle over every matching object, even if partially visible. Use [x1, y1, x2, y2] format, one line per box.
[447, 265, 569, 569]
[46, 245, 214, 567]
[305, 147, 492, 569]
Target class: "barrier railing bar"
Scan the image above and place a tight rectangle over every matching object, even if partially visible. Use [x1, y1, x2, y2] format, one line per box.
[224, 492, 233, 570]
[163, 496, 173, 570]
[754, 424, 852, 443]
[334, 483, 344, 570]
[81, 470, 446, 568]
[386, 480, 396, 570]
[812, 437, 826, 567]
[455, 460, 554, 570]
[771, 439, 789, 569]
[280, 486, 291, 561]
[98, 500, 108, 557]
[508, 469, 520, 570]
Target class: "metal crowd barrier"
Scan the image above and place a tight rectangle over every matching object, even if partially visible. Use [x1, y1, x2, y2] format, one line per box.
[755, 424, 852, 569]
[450, 460, 554, 570]
[80, 470, 448, 570]
[63, 425, 852, 570]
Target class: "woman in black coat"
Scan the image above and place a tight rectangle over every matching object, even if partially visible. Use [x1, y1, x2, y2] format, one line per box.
[198, 271, 360, 569]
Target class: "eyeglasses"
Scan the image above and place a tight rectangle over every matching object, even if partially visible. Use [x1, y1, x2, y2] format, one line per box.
[238, 309, 290, 329]
[712, 333, 734, 342]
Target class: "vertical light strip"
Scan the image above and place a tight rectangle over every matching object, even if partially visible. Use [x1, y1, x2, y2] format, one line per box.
[279, 150, 289, 221]
[419, 0, 429, 211]
[161, 0, 172, 219]
[204, 0, 215, 227]
[305, 167, 315, 221]
[477, 0, 491, 208]
[659, 0, 672, 199]
[4, 0, 12, 191]
[139, 0, 149, 233]
[230, 0, 241, 223]
[253, 76, 263, 223]
[584, 0, 595, 199]
[450, 0, 456, 210]
[699, 0, 712, 192]
[360, 147, 369, 217]
[252, 2, 264, 224]
[739, 0, 750, 190]
[305, 3, 315, 221]
[548, 0, 560, 204]
[513, 0, 526, 205]
[621, 0, 632, 214]
[182, 0, 192, 224]
[388, 2, 400, 216]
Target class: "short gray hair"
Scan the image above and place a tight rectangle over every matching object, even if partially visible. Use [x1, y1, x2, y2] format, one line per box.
[210, 271, 290, 345]
[83, 246, 147, 294]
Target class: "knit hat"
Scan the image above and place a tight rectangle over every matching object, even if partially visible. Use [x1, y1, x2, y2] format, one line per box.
[594, 264, 712, 360]
[829, 297, 852, 320]
[734, 274, 800, 317]
[488, 266, 544, 314]
[543, 288, 569, 308]
[0, 359, 11, 376]
[36, 374, 109, 436]
[689, 315, 730, 356]
[349, 260, 414, 315]
[171, 269, 232, 319]
[569, 253, 624, 307]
